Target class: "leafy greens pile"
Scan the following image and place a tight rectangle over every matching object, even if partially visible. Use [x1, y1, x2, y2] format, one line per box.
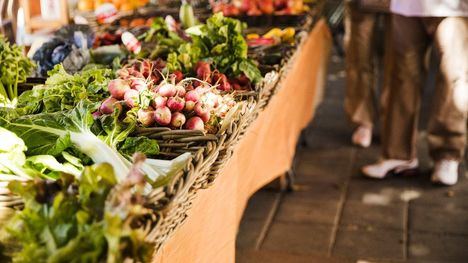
[16, 64, 113, 115]
[0, 36, 35, 108]
[142, 13, 262, 83]
[1, 158, 153, 263]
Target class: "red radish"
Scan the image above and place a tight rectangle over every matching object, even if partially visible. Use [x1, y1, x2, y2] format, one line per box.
[172, 71, 184, 83]
[124, 89, 139, 108]
[167, 96, 185, 112]
[175, 85, 186, 97]
[138, 107, 155, 127]
[194, 102, 210, 116]
[185, 116, 204, 131]
[108, 79, 131, 100]
[170, 112, 186, 128]
[196, 61, 211, 81]
[92, 111, 102, 119]
[199, 111, 211, 123]
[100, 97, 122, 114]
[185, 90, 200, 103]
[131, 78, 147, 91]
[236, 74, 250, 86]
[127, 68, 144, 79]
[158, 83, 177, 97]
[152, 94, 167, 108]
[185, 100, 196, 111]
[141, 60, 152, 78]
[212, 72, 231, 92]
[152, 59, 166, 71]
[232, 83, 242, 90]
[154, 106, 172, 126]
[150, 74, 161, 85]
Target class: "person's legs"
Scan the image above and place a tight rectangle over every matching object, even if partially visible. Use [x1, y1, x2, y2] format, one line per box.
[428, 17, 468, 185]
[382, 14, 429, 160]
[363, 14, 429, 178]
[343, 2, 377, 147]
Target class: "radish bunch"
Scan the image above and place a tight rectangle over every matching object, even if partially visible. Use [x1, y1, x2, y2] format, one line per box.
[193, 61, 253, 92]
[99, 66, 237, 132]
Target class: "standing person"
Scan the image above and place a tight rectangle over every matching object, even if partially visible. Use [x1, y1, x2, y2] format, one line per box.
[344, 0, 390, 148]
[363, 0, 468, 185]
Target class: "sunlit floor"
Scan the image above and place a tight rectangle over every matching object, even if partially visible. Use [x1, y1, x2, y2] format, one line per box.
[236, 53, 468, 263]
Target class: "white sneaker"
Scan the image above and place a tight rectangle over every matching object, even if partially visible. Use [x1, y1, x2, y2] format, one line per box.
[431, 160, 459, 186]
[362, 159, 419, 179]
[352, 125, 372, 148]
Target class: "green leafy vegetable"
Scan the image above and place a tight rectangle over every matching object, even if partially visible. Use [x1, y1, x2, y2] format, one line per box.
[138, 17, 185, 60]
[1, 159, 154, 263]
[0, 127, 83, 181]
[16, 64, 113, 115]
[168, 13, 262, 83]
[0, 35, 35, 108]
[119, 137, 159, 157]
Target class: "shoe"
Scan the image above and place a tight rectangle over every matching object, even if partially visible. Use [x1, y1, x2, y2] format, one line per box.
[362, 159, 419, 179]
[431, 159, 459, 186]
[352, 125, 372, 148]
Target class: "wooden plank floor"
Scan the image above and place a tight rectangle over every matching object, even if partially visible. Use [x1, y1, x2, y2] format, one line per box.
[236, 53, 468, 263]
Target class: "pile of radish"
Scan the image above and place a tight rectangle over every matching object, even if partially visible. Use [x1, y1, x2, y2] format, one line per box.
[98, 59, 238, 132]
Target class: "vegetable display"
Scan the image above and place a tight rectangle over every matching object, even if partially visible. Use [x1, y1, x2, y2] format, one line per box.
[100, 61, 237, 133]
[0, 1, 309, 260]
[139, 13, 262, 85]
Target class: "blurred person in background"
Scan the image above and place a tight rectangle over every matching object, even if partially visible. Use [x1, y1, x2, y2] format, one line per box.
[344, 0, 391, 148]
[363, 0, 468, 185]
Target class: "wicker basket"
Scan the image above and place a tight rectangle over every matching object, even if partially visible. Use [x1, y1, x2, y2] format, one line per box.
[141, 15, 317, 254]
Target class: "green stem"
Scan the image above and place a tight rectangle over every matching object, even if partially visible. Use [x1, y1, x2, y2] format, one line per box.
[0, 82, 8, 98]
[14, 61, 19, 98]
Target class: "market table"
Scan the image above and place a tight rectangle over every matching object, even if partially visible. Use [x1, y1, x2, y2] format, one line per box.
[153, 19, 332, 263]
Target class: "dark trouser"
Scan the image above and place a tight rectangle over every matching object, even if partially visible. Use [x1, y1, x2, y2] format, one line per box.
[344, 2, 391, 127]
[382, 15, 468, 161]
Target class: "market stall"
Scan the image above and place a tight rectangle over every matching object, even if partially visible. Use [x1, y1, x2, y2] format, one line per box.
[0, 1, 330, 262]
[153, 19, 331, 262]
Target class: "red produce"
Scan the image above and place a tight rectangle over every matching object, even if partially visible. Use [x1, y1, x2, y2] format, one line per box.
[108, 79, 131, 100]
[158, 83, 177, 97]
[194, 102, 210, 116]
[199, 111, 211, 123]
[124, 89, 139, 108]
[167, 96, 185, 112]
[212, 71, 231, 92]
[175, 85, 186, 97]
[154, 106, 172, 126]
[100, 97, 122, 115]
[171, 112, 186, 128]
[141, 60, 152, 78]
[185, 90, 200, 103]
[92, 111, 103, 119]
[131, 78, 148, 92]
[172, 70, 184, 83]
[138, 107, 155, 127]
[184, 100, 196, 111]
[185, 116, 204, 131]
[152, 94, 168, 108]
[195, 61, 212, 81]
